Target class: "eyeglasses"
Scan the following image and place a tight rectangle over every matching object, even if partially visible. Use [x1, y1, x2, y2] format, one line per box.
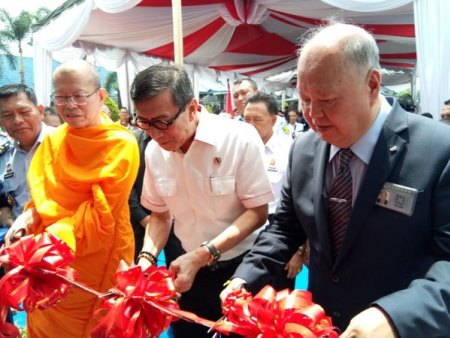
[135, 107, 183, 131]
[51, 87, 100, 106]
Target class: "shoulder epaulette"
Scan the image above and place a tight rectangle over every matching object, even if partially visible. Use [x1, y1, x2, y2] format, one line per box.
[0, 141, 11, 156]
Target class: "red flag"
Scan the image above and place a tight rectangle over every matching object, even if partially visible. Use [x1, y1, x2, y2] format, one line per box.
[225, 79, 233, 116]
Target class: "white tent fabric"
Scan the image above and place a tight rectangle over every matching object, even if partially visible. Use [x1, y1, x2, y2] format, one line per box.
[414, 0, 450, 117]
[322, 0, 413, 12]
[32, 0, 446, 119]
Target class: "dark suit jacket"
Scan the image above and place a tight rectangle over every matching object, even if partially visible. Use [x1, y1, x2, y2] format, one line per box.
[129, 129, 151, 260]
[234, 101, 450, 336]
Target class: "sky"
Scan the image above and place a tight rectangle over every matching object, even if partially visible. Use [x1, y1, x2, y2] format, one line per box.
[0, 0, 66, 16]
[0, 0, 66, 56]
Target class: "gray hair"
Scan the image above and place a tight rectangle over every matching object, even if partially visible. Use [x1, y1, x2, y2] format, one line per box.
[298, 20, 381, 75]
[131, 63, 194, 109]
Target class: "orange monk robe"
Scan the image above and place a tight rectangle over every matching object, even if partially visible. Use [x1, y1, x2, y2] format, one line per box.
[25, 116, 139, 338]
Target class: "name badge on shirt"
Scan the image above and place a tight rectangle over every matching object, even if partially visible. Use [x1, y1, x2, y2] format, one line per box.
[376, 182, 418, 216]
[267, 158, 279, 172]
[3, 172, 14, 179]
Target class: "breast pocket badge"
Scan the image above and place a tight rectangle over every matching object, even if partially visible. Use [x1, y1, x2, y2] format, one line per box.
[376, 182, 419, 216]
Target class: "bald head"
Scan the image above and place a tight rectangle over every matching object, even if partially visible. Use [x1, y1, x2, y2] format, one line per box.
[52, 59, 106, 128]
[53, 59, 100, 88]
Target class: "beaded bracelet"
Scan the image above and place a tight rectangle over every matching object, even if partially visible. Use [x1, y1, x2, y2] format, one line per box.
[137, 251, 157, 265]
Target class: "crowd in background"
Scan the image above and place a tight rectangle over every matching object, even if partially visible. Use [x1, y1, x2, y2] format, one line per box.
[1, 20, 450, 338]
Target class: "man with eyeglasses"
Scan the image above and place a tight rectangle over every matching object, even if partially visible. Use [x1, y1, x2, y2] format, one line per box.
[131, 63, 273, 338]
[5, 59, 139, 337]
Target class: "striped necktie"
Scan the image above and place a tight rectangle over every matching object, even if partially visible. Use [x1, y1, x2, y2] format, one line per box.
[328, 148, 354, 255]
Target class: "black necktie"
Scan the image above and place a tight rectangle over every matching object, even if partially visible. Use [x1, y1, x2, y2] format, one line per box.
[328, 148, 354, 255]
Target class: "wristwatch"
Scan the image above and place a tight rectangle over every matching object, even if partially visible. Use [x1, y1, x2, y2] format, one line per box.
[201, 241, 221, 266]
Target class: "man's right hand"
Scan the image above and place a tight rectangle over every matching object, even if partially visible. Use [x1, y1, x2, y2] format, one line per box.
[5, 221, 27, 245]
[4, 207, 40, 246]
[220, 277, 247, 303]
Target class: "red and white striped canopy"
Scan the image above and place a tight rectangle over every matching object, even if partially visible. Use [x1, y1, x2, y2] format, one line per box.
[37, 0, 415, 79]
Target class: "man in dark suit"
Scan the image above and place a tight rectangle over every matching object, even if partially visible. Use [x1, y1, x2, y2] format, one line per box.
[222, 22, 450, 337]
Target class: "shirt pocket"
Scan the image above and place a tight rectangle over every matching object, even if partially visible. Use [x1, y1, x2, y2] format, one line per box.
[204, 176, 236, 196]
[155, 178, 177, 197]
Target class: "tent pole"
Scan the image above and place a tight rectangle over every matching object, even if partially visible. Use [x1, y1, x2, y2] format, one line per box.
[172, 0, 184, 66]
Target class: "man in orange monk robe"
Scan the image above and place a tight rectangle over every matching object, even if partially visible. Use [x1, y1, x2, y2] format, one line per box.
[5, 60, 139, 337]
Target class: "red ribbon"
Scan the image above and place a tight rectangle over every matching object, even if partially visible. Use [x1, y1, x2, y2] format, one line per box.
[0, 233, 75, 312]
[214, 286, 339, 338]
[1, 234, 338, 338]
[91, 262, 180, 338]
[0, 233, 76, 337]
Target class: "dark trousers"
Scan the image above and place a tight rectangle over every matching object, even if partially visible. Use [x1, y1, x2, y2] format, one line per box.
[165, 234, 243, 338]
[132, 223, 145, 261]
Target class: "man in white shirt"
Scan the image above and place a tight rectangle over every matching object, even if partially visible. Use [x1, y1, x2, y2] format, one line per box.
[287, 110, 304, 139]
[244, 92, 291, 222]
[131, 64, 273, 338]
[244, 92, 302, 287]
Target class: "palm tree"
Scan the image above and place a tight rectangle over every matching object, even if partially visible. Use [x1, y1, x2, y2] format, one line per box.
[0, 8, 50, 84]
[0, 37, 16, 74]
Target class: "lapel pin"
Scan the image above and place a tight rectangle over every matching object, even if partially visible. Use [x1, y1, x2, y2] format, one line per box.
[214, 156, 222, 164]
[389, 145, 398, 153]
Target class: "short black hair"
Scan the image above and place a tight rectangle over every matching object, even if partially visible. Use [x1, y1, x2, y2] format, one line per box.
[0, 84, 38, 106]
[444, 99, 450, 105]
[131, 63, 194, 110]
[246, 92, 278, 115]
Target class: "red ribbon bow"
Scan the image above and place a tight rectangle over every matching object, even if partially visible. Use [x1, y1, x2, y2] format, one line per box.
[215, 286, 339, 338]
[0, 233, 76, 312]
[91, 262, 180, 338]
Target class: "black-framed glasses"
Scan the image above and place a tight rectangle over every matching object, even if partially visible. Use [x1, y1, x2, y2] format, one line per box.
[135, 107, 183, 131]
[51, 87, 100, 106]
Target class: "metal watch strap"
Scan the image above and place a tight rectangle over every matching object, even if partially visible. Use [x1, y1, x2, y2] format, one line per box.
[201, 241, 221, 266]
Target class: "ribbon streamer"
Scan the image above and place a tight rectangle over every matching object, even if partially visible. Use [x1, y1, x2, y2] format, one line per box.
[214, 286, 339, 338]
[91, 262, 219, 338]
[0, 233, 76, 312]
[1, 234, 337, 338]
[91, 262, 180, 338]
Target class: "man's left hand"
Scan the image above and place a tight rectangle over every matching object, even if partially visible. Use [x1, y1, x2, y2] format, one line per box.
[340, 307, 397, 338]
[168, 249, 206, 293]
